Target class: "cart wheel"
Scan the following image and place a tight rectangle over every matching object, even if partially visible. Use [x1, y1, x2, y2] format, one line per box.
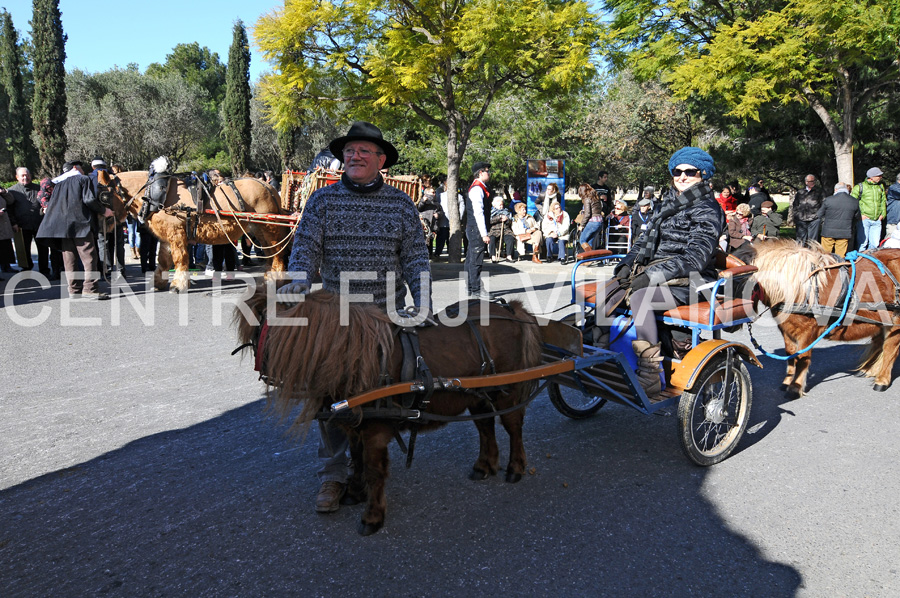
[677, 355, 752, 466]
[548, 382, 607, 419]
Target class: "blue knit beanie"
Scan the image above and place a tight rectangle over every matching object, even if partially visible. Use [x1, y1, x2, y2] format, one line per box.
[668, 147, 715, 180]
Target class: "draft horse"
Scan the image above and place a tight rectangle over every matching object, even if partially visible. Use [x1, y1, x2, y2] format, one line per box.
[114, 171, 290, 292]
[234, 289, 543, 535]
[750, 239, 900, 398]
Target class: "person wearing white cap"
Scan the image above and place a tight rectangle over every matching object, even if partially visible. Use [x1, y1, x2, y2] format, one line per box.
[851, 167, 887, 250]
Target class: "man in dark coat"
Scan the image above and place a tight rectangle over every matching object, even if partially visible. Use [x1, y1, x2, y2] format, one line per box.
[792, 174, 825, 245]
[6, 167, 49, 275]
[817, 183, 859, 257]
[36, 161, 114, 299]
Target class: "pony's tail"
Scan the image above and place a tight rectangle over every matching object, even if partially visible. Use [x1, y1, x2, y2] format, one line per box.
[506, 300, 543, 399]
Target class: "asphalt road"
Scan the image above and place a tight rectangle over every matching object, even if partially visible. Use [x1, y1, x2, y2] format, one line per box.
[1, 259, 898, 597]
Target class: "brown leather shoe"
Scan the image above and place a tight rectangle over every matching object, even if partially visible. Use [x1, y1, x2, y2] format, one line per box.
[315, 480, 346, 513]
[532, 253, 541, 264]
[581, 242, 593, 253]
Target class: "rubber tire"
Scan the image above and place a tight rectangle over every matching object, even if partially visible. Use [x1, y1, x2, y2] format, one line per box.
[548, 382, 607, 419]
[677, 356, 752, 466]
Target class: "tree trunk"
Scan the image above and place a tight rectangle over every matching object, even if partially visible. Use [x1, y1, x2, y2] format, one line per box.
[833, 139, 854, 186]
[444, 117, 472, 264]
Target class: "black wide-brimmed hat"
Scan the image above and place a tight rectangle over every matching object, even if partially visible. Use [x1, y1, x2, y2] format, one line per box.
[329, 121, 399, 168]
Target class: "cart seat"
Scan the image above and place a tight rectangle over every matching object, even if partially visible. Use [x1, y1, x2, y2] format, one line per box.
[662, 298, 754, 326]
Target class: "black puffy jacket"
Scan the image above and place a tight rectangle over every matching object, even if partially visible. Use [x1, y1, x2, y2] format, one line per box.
[619, 184, 725, 286]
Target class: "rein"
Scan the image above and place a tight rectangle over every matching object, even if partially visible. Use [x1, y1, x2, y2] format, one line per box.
[748, 251, 895, 361]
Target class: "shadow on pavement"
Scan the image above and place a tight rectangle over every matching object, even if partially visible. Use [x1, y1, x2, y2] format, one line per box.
[0, 393, 801, 596]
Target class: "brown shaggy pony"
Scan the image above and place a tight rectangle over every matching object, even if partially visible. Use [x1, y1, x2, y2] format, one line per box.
[114, 171, 290, 292]
[750, 239, 900, 398]
[234, 289, 543, 535]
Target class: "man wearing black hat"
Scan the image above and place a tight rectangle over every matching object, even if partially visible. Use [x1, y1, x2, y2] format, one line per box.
[36, 161, 115, 299]
[279, 121, 432, 513]
[464, 161, 492, 299]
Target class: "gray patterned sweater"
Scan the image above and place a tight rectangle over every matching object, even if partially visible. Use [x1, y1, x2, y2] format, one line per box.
[287, 176, 432, 311]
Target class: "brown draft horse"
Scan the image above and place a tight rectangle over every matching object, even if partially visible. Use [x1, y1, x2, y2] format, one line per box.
[234, 289, 543, 535]
[114, 171, 290, 292]
[750, 239, 900, 398]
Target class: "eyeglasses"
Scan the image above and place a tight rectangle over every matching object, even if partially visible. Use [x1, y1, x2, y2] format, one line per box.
[343, 148, 383, 159]
[671, 168, 701, 178]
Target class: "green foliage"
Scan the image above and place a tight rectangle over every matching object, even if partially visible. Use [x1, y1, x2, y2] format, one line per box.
[255, 0, 601, 260]
[146, 42, 226, 108]
[603, 0, 900, 181]
[223, 21, 251, 175]
[0, 10, 36, 174]
[65, 68, 216, 169]
[30, 0, 68, 176]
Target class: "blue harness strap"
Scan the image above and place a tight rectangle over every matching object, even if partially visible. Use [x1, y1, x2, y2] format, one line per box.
[749, 251, 878, 361]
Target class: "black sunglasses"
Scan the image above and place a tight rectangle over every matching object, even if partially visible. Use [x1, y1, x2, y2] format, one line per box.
[671, 168, 701, 178]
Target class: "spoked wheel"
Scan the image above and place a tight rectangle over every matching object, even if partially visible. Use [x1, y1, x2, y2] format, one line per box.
[548, 382, 607, 419]
[677, 352, 752, 466]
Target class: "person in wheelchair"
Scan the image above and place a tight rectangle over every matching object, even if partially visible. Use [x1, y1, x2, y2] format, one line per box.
[609, 147, 725, 397]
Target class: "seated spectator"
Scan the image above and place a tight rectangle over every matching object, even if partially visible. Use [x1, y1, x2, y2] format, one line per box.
[541, 200, 571, 263]
[511, 201, 542, 263]
[727, 203, 754, 251]
[882, 228, 900, 249]
[488, 197, 515, 262]
[606, 198, 631, 249]
[750, 200, 783, 241]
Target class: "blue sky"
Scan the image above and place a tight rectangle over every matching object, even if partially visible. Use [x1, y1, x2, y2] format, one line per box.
[4, 0, 281, 82]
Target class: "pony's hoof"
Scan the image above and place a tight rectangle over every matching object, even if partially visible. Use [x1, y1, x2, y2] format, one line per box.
[505, 471, 523, 483]
[169, 287, 183, 294]
[469, 468, 491, 481]
[779, 384, 788, 392]
[785, 388, 802, 401]
[357, 520, 383, 536]
[873, 384, 889, 392]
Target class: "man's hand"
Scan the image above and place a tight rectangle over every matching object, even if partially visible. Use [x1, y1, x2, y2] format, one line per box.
[276, 281, 308, 307]
[396, 306, 438, 327]
[482, 235, 490, 244]
[613, 262, 631, 281]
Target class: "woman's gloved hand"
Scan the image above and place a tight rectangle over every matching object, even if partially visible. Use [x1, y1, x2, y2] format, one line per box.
[613, 262, 631, 281]
[629, 273, 651, 291]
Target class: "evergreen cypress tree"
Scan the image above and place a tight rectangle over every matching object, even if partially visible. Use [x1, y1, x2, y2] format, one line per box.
[0, 10, 36, 172]
[30, 0, 67, 176]
[223, 21, 251, 175]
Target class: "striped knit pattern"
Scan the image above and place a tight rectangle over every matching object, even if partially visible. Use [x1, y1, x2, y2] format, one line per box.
[287, 180, 432, 311]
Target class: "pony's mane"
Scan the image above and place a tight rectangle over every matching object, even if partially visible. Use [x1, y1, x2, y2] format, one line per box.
[751, 239, 841, 305]
[235, 289, 394, 431]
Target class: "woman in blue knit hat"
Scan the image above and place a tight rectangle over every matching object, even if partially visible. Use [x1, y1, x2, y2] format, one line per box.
[608, 146, 725, 397]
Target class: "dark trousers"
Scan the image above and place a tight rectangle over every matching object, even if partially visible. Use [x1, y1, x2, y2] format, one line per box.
[489, 233, 516, 259]
[105, 222, 127, 273]
[212, 244, 236, 271]
[464, 225, 486, 293]
[60, 235, 101, 294]
[0, 238, 14, 268]
[20, 229, 51, 273]
[139, 228, 158, 273]
[795, 219, 821, 245]
[434, 227, 450, 257]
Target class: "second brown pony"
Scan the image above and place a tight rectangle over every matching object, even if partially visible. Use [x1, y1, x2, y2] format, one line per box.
[115, 171, 290, 292]
[235, 289, 543, 535]
[750, 239, 900, 398]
